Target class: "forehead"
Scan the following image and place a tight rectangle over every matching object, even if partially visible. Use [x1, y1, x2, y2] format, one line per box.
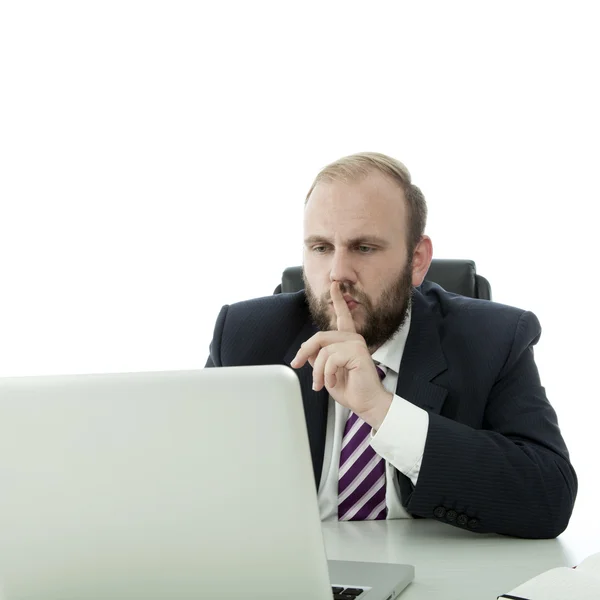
[304, 171, 407, 240]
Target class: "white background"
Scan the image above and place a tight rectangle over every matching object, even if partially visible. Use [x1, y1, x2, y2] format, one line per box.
[1, 2, 598, 533]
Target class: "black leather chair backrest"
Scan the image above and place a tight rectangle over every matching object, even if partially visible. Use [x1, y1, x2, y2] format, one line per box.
[274, 259, 491, 300]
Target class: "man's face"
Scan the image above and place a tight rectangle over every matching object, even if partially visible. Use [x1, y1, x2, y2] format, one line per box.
[303, 171, 416, 350]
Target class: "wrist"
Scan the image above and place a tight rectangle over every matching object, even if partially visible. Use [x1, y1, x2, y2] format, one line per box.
[359, 391, 393, 431]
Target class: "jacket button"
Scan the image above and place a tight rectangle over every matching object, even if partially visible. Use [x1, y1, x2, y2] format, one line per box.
[446, 509, 458, 522]
[457, 514, 468, 527]
[433, 506, 446, 519]
[467, 518, 479, 529]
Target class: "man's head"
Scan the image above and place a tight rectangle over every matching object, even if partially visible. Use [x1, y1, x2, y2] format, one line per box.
[302, 152, 433, 351]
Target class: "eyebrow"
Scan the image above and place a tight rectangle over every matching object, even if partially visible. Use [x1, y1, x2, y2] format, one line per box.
[304, 235, 390, 247]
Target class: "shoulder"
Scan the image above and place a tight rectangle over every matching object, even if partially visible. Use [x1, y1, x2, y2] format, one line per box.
[224, 290, 309, 326]
[212, 291, 312, 358]
[417, 281, 541, 346]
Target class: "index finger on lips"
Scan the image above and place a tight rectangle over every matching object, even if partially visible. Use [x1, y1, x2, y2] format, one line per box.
[330, 281, 356, 333]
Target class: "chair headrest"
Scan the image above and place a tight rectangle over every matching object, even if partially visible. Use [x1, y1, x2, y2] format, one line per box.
[425, 259, 477, 297]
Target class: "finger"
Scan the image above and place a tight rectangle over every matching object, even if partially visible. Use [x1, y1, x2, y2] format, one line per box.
[324, 354, 339, 389]
[311, 342, 355, 391]
[311, 346, 330, 391]
[323, 348, 357, 388]
[290, 342, 318, 368]
[311, 342, 350, 390]
[291, 348, 318, 369]
[290, 331, 356, 368]
[330, 281, 356, 333]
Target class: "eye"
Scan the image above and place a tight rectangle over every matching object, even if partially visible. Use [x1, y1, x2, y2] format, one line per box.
[313, 245, 330, 254]
[357, 245, 374, 254]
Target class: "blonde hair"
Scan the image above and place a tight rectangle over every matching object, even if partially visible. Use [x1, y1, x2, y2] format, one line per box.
[305, 152, 427, 253]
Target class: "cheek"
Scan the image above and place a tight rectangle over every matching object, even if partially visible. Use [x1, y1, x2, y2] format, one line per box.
[355, 274, 381, 299]
[358, 282, 387, 310]
[304, 277, 327, 303]
[304, 267, 330, 294]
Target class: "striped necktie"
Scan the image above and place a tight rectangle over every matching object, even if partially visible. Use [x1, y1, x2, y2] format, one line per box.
[337, 365, 387, 521]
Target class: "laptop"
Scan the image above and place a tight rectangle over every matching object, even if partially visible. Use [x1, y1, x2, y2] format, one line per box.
[0, 365, 414, 599]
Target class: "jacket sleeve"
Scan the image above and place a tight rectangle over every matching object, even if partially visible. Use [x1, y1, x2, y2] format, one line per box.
[398, 311, 577, 538]
[204, 305, 229, 368]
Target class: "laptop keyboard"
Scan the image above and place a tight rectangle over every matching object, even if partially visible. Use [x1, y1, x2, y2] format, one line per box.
[331, 586, 366, 599]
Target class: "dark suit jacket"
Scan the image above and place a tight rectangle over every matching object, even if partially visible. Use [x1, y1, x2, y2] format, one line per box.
[205, 281, 577, 538]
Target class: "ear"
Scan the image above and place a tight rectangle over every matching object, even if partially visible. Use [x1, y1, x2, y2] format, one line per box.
[411, 235, 433, 287]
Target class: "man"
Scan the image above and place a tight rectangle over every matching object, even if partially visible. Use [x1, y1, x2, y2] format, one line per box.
[205, 152, 576, 538]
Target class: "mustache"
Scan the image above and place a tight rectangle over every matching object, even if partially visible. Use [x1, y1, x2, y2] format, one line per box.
[322, 284, 367, 305]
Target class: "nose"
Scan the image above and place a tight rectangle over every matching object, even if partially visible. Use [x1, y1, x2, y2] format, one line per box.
[329, 248, 357, 285]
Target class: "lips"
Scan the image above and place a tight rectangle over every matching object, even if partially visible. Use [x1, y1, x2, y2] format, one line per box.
[342, 296, 360, 310]
[327, 294, 361, 309]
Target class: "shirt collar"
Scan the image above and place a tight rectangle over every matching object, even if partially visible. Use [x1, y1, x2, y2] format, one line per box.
[370, 306, 412, 375]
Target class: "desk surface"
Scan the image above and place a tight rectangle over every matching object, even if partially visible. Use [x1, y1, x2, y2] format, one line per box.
[322, 511, 598, 600]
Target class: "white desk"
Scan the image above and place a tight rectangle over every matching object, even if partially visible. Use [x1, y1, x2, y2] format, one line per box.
[322, 512, 597, 600]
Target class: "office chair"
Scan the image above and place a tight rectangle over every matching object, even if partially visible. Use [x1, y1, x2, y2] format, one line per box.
[273, 259, 492, 300]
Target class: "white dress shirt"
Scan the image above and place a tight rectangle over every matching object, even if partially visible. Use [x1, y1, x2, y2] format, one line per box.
[317, 310, 430, 520]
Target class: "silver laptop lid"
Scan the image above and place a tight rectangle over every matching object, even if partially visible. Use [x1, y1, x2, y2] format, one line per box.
[0, 366, 332, 599]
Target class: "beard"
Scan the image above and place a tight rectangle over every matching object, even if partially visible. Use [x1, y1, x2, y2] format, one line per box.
[303, 260, 413, 351]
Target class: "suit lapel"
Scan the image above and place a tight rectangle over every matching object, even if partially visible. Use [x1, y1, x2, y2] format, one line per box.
[284, 318, 329, 489]
[396, 288, 448, 414]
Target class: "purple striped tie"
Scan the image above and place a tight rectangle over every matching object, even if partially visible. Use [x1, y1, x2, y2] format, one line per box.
[338, 365, 387, 521]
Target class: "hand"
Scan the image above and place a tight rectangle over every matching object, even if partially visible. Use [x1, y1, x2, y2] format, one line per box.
[290, 281, 392, 429]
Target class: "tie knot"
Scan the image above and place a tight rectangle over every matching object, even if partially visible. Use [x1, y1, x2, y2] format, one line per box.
[375, 365, 386, 381]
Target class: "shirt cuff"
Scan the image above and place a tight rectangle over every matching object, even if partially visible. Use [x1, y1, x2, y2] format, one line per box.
[371, 394, 429, 485]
